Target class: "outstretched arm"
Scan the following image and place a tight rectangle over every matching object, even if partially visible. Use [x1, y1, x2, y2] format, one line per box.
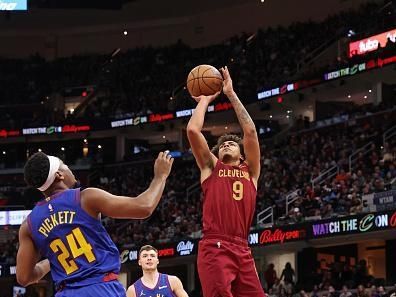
[81, 151, 174, 219]
[186, 92, 220, 178]
[169, 275, 189, 297]
[16, 221, 50, 287]
[221, 66, 260, 181]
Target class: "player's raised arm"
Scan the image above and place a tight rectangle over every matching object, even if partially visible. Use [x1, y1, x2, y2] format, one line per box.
[16, 221, 50, 286]
[81, 151, 173, 219]
[221, 66, 260, 181]
[186, 92, 220, 172]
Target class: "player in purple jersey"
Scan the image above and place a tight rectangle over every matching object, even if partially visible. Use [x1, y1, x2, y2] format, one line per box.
[126, 245, 188, 297]
[16, 151, 173, 297]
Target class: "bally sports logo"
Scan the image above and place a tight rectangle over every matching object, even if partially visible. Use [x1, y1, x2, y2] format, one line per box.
[259, 229, 306, 245]
[177, 241, 194, 256]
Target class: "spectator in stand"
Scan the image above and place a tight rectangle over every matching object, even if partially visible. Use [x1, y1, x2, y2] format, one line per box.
[279, 286, 288, 297]
[388, 285, 396, 297]
[311, 285, 320, 297]
[328, 286, 337, 297]
[284, 282, 294, 297]
[370, 285, 381, 297]
[364, 288, 374, 297]
[264, 263, 278, 290]
[281, 262, 296, 285]
[339, 285, 353, 297]
[336, 169, 349, 182]
[320, 270, 333, 291]
[354, 260, 369, 285]
[272, 278, 283, 296]
[377, 286, 388, 297]
[298, 290, 310, 297]
[356, 285, 367, 297]
[341, 264, 354, 289]
[321, 203, 334, 218]
[267, 288, 277, 297]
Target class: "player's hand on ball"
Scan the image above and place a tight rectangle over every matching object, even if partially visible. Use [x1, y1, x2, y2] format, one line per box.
[154, 150, 174, 180]
[192, 91, 221, 104]
[220, 66, 234, 97]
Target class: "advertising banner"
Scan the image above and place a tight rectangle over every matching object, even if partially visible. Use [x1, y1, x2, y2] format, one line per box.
[0, 0, 27, 11]
[349, 28, 396, 57]
[119, 240, 198, 264]
[310, 210, 396, 238]
[0, 210, 31, 226]
[363, 190, 396, 212]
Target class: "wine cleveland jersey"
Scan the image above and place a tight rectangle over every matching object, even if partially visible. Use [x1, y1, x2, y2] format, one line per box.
[201, 160, 257, 239]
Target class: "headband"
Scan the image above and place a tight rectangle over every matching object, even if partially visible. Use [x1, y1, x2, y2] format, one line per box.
[37, 156, 61, 192]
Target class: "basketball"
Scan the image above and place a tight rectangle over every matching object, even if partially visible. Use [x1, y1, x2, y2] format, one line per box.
[186, 64, 223, 97]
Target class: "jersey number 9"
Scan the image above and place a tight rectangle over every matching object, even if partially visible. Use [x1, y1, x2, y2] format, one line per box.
[232, 181, 244, 200]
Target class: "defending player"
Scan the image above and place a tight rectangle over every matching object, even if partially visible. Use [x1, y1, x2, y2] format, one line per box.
[16, 151, 173, 297]
[187, 66, 265, 297]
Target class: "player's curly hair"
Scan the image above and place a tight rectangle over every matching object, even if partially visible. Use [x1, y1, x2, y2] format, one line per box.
[24, 152, 50, 188]
[211, 134, 244, 158]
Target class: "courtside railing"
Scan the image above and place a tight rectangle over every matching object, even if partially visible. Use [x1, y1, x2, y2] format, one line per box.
[257, 206, 273, 226]
[311, 165, 339, 189]
[349, 141, 374, 173]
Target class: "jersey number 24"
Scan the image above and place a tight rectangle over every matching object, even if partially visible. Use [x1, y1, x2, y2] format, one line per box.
[50, 227, 96, 275]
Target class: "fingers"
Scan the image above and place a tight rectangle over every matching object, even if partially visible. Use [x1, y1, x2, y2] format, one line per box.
[192, 93, 219, 103]
[165, 151, 172, 161]
[220, 66, 229, 79]
[213, 91, 221, 98]
[163, 150, 173, 162]
[163, 150, 170, 159]
[157, 150, 171, 160]
[154, 151, 173, 178]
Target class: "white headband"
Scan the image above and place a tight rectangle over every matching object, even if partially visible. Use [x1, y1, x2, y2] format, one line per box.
[37, 156, 61, 192]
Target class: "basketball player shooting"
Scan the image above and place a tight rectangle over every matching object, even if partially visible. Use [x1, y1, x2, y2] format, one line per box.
[187, 66, 265, 297]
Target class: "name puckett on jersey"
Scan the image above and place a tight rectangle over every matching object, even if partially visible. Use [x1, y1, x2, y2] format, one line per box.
[37, 210, 76, 237]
